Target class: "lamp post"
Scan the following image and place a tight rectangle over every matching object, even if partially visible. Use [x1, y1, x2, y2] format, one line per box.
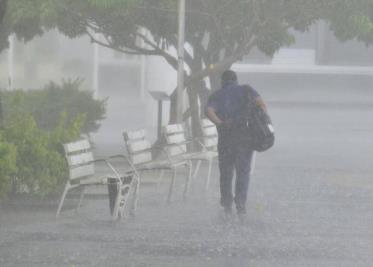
[8, 34, 14, 91]
[92, 33, 100, 99]
[176, 0, 185, 123]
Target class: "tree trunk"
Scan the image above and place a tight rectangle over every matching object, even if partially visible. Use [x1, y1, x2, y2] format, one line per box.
[209, 72, 221, 92]
[197, 85, 210, 119]
[169, 89, 177, 123]
[187, 83, 203, 138]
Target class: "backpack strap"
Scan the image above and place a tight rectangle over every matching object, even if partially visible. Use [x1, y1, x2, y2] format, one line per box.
[242, 85, 257, 111]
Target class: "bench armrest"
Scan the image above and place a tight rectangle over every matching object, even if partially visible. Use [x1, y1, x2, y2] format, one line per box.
[189, 137, 208, 151]
[70, 157, 131, 183]
[106, 154, 141, 181]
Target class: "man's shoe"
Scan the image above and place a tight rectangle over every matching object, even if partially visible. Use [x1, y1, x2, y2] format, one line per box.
[236, 205, 247, 224]
[224, 206, 233, 215]
[237, 212, 247, 224]
[215, 206, 233, 224]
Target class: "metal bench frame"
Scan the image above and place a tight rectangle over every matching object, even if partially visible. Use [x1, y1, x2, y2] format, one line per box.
[123, 129, 192, 204]
[56, 139, 135, 220]
[163, 120, 218, 192]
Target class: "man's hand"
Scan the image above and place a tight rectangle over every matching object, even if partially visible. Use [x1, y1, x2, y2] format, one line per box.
[206, 106, 233, 130]
[255, 97, 267, 112]
[206, 107, 223, 126]
[218, 119, 232, 130]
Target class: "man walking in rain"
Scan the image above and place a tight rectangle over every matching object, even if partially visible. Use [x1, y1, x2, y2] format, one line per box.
[206, 70, 266, 220]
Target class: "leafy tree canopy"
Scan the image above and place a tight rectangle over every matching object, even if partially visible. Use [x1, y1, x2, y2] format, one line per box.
[1, 0, 373, 130]
[0, 0, 6, 24]
[2, 1, 373, 56]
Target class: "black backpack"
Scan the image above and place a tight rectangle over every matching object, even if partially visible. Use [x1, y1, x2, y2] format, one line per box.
[244, 85, 275, 152]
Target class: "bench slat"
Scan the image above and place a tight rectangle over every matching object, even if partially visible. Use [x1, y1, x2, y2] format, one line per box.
[164, 124, 184, 134]
[123, 130, 146, 141]
[127, 140, 151, 153]
[67, 152, 94, 167]
[203, 127, 217, 137]
[204, 137, 218, 148]
[166, 133, 186, 144]
[64, 139, 90, 154]
[70, 164, 95, 180]
[201, 119, 218, 149]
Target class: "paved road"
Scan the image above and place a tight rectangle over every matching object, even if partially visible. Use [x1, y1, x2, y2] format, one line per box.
[1, 90, 373, 266]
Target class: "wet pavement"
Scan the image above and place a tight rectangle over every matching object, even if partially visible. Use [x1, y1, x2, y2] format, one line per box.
[1, 88, 373, 267]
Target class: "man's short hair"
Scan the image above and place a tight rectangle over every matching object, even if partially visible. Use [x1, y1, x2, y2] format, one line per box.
[221, 70, 237, 83]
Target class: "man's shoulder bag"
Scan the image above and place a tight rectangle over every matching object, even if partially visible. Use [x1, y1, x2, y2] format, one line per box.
[244, 85, 275, 152]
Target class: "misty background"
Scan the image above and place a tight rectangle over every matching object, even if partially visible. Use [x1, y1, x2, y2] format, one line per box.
[1, 21, 372, 155]
[1, 2, 373, 266]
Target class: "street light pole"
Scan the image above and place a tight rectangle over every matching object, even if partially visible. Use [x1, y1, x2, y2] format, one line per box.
[176, 0, 185, 123]
[92, 33, 100, 99]
[8, 34, 14, 91]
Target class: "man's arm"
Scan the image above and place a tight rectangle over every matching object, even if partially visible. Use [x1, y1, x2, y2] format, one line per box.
[206, 107, 223, 127]
[245, 85, 267, 112]
[205, 92, 225, 127]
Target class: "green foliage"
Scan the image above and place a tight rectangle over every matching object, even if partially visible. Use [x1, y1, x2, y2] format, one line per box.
[0, 0, 6, 24]
[3, 0, 373, 68]
[1, 111, 83, 196]
[321, 0, 373, 44]
[0, 80, 104, 198]
[0, 134, 17, 198]
[2, 0, 373, 55]
[1, 79, 106, 134]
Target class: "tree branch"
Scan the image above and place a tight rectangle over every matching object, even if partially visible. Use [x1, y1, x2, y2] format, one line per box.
[86, 29, 161, 56]
[185, 37, 256, 87]
[199, 0, 230, 48]
[136, 31, 179, 69]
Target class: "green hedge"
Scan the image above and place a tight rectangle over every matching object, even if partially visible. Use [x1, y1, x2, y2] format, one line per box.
[0, 136, 17, 198]
[0, 80, 106, 198]
[1, 79, 106, 134]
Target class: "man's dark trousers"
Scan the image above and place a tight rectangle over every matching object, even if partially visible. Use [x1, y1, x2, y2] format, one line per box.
[218, 128, 253, 213]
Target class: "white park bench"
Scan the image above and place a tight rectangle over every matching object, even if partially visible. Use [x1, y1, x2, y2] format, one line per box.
[193, 119, 218, 190]
[56, 139, 135, 220]
[123, 129, 192, 203]
[163, 120, 218, 192]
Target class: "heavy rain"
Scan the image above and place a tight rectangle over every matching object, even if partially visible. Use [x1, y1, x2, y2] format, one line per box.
[0, 1, 373, 266]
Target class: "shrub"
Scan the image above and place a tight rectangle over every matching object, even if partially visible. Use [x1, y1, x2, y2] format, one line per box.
[0, 136, 17, 198]
[1, 78, 106, 134]
[2, 111, 85, 196]
[0, 79, 104, 197]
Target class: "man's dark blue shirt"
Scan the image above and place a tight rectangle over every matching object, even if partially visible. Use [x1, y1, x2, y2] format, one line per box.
[206, 81, 259, 125]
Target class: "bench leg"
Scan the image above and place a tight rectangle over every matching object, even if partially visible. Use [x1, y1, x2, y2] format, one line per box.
[117, 184, 131, 219]
[156, 170, 165, 191]
[205, 159, 213, 193]
[183, 162, 192, 201]
[112, 182, 122, 220]
[192, 160, 202, 179]
[76, 187, 86, 212]
[56, 183, 70, 218]
[130, 177, 140, 217]
[167, 169, 176, 203]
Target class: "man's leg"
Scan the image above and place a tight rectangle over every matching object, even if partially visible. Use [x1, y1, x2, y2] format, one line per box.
[234, 147, 253, 214]
[218, 145, 235, 212]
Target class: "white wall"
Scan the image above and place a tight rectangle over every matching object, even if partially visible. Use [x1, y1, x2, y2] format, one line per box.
[0, 31, 95, 90]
